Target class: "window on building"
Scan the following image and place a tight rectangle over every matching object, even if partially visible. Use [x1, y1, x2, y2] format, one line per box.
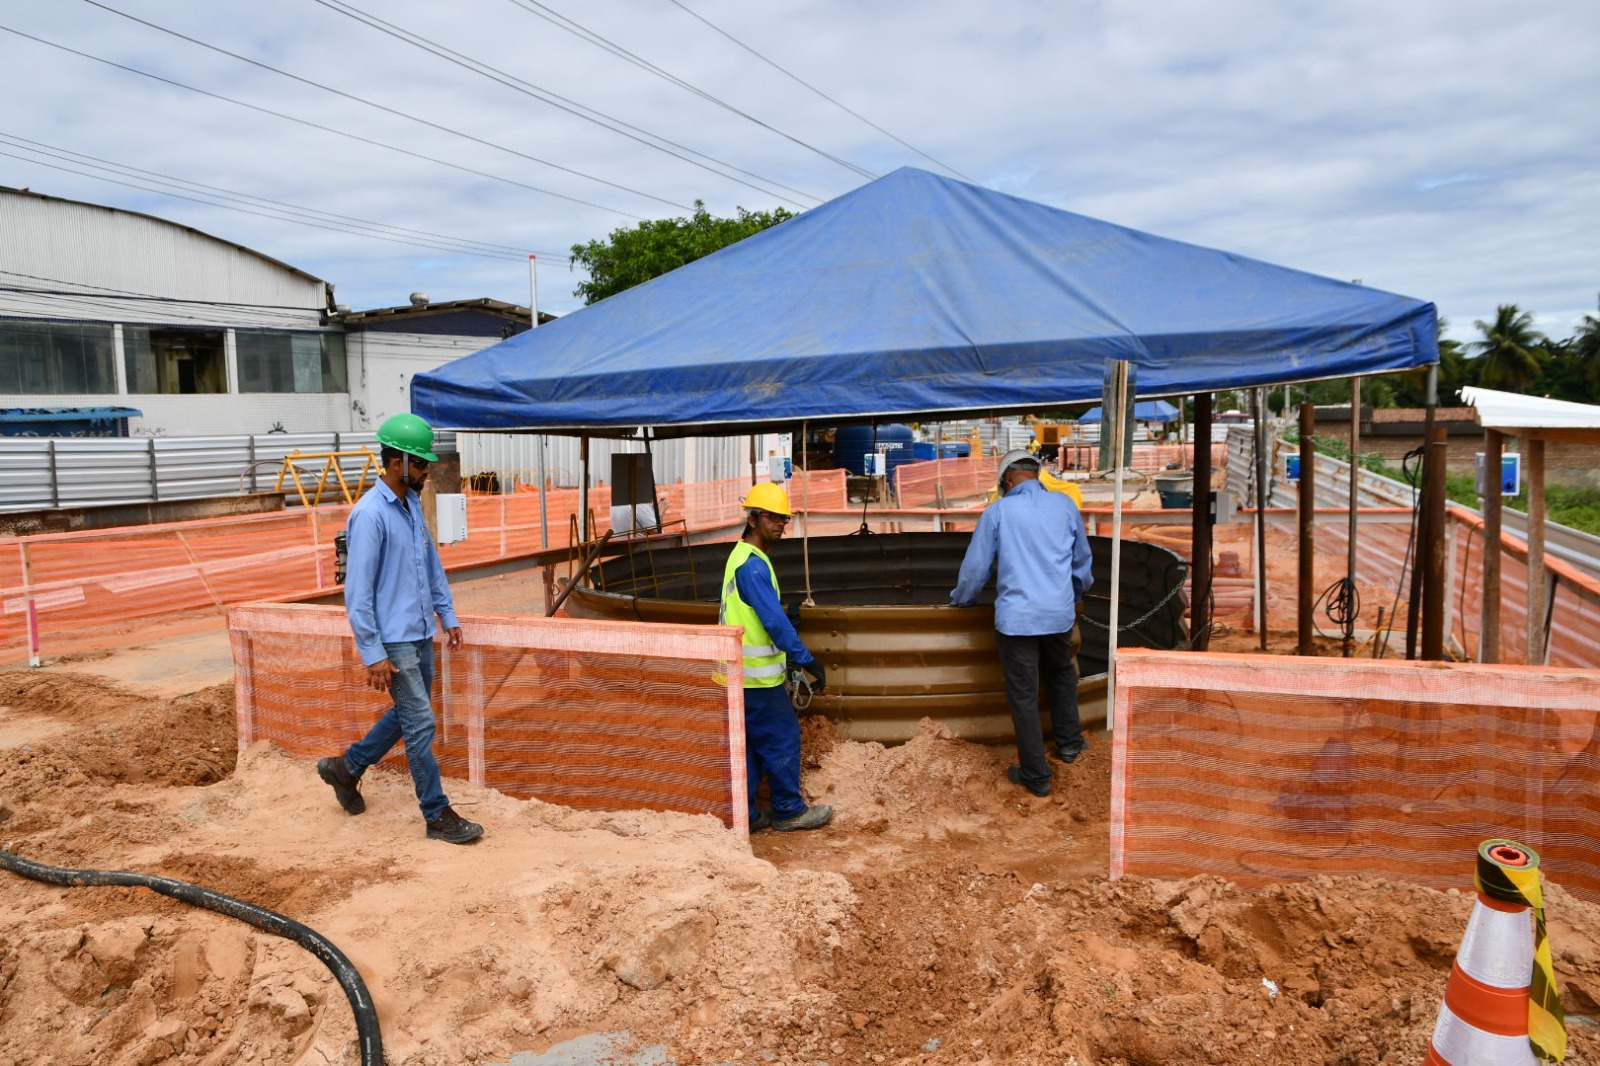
[123, 327, 227, 395]
[236, 331, 348, 393]
[0, 320, 117, 394]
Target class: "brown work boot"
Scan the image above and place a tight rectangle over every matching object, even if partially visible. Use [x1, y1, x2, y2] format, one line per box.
[425, 806, 484, 844]
[317, 756, 365, 815]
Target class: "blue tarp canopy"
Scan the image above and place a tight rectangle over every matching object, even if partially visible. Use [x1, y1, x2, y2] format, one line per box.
[1077, 400, 1181, 424]
[413, 167, 1437, 437]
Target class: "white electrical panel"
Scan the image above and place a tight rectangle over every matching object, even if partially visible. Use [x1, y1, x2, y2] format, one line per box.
[435, 492, 468, 544]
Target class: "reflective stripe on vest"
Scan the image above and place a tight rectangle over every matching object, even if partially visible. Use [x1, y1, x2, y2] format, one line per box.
[720, 540, 787, 688]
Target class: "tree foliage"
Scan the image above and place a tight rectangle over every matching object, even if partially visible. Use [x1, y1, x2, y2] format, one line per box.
[1469, 304, 1546, 392]
[569, 201, 795, 305]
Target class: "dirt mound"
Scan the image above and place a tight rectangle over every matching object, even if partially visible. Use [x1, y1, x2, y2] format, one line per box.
[2, 672, 1599, 1066]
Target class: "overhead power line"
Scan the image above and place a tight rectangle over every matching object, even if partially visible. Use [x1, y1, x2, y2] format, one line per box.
[311, 0, 821, 209]
[0, 146, 539, 262]
[502, 0, 880, 181]
[0, 23, 650, 219]
[668, 0, 975, 183]
[0, 132, 562, 260]
[78, 0, 690, 212]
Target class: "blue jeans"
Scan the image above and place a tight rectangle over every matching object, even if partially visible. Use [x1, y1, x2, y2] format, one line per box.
[343, 638, 449, 821]
[744, 684, 805, 821]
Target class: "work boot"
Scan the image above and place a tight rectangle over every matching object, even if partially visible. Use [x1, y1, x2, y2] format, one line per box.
[772, 805, 833, 832]
[425, 806, 484, 844]
[1053, 740, 1087, 764]
[317, 756, 365, 815]
[750, 810, 773, 833]
[1007, 765, 1051, 798]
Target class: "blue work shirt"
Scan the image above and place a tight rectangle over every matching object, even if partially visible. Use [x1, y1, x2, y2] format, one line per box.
[950, 478, 1094, 636]
[343, 479, 459, 667]
[733, 554, 814, 667]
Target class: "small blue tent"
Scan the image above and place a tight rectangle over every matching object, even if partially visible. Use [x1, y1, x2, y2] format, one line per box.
[413, 168, 1436, 436]
[1077, 400, 1181, 425]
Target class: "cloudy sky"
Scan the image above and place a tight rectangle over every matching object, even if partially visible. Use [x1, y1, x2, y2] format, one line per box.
[2, 0, 1596, 344]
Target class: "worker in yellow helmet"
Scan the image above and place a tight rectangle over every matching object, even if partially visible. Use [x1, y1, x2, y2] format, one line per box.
[719, 481, 832, 833]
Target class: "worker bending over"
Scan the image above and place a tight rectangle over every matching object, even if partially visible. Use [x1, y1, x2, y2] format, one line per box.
[720, 483, 832, 832]
[951, 449, 1094, 799]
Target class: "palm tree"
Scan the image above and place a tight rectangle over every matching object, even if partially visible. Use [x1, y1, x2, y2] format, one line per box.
[1469, 304, 1545, 392]
[1574, 294, 1600, 399]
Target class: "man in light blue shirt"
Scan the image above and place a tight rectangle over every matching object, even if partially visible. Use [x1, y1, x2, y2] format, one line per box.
[951, 449, 1094, 798]
[317, 413, 482, 844]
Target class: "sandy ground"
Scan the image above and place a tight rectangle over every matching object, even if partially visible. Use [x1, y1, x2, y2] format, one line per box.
[4, 629, 1600, 1066]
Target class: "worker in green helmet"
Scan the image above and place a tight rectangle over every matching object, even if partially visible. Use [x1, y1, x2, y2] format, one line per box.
[720, 481, 832, 833]
[317, 412, 483, 845]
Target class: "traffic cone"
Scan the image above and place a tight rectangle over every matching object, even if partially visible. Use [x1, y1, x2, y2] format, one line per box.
[1424, 839, 1566, 1065]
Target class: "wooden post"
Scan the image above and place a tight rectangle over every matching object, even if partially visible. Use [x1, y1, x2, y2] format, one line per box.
[1297, 402, 1316, 655]
[1479, 429, 1503, 663]
[1526, 438, 1548, 664]
[1420, 424, 1447, 661]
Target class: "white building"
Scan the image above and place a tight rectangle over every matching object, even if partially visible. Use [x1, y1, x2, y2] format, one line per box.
[0, 186, 535, 438]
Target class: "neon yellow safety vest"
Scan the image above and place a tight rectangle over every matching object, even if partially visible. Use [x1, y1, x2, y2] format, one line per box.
[720, 540, 787, 689]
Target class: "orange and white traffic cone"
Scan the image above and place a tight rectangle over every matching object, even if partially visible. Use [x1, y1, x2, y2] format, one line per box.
[1425, 839, 1566, 1065]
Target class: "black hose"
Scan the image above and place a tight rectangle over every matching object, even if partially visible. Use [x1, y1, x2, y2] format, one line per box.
[0, 848, 382, 1066]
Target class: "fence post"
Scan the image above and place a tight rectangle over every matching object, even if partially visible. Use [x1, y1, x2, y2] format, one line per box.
[148, 437, 160, 502]
[47, 439, 59, 508]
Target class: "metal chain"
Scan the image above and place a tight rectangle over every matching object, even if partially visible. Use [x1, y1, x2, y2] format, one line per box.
[1078, 563, 1191, 634]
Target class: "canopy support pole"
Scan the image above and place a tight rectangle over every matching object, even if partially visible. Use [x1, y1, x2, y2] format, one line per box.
[1297, 402, 1316, 655]
[1105, 360, 1131, 731]
[580, 436, 590, 543]
[1344, 378, 1360, 656]
[1189, 393, 1213, 651]
[801, 421, 815, 606]
[1254, 387, 1269, 651]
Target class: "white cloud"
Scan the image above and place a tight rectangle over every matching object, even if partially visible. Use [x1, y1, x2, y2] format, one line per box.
[0, 0, 1594, 344]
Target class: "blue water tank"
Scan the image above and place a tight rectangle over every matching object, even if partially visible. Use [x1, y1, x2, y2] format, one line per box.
[834, 424, 916, 476]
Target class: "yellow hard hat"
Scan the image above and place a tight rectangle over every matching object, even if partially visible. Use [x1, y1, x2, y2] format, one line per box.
[742, 482, 793, 516]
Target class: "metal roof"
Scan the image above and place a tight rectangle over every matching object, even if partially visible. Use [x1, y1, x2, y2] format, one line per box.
[1460, 386, 1600, 444]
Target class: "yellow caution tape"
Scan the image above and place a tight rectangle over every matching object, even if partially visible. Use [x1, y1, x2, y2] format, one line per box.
[1476, 839, 1566, 1063]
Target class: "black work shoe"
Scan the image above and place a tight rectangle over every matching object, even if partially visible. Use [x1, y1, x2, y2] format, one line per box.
[1053, 743, 1087, 765]
[425, 806, 484, 844]
[1007, 765, 1051, 798]
[750, 810, 773, 833]
[317, 756, 365, 815]
[772, 805, 833, 832]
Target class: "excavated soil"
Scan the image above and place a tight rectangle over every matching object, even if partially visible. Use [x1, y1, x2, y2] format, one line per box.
[3, 664, 1600, 1066]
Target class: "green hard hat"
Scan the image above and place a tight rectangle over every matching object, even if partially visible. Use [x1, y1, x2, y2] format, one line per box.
[376, 412, 438, 462]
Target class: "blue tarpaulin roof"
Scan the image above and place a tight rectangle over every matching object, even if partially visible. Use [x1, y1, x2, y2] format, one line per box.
[413, 167, 1438, 437]
[1078, 400, 1182, 424]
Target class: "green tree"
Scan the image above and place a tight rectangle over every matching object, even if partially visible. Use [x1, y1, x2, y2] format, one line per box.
[570, 201, 795, 305]
[1573, 294, 1600, 400]
[1468, 304, 1545, 392]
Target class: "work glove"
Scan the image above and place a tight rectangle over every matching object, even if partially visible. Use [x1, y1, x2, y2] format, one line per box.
[801, 660, 826, 695]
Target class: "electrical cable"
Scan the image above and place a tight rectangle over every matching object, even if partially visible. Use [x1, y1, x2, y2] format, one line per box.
[667, 0, 975, 183]
[0, 132, 539, 257]
[310, 0, 819, 209]
[502, 0, 878, 180]
[0, 24, 650, 219]
[0, 848, 382, 1066]
[78, 0, 689, 212]
[1377, 444, 1426, 659]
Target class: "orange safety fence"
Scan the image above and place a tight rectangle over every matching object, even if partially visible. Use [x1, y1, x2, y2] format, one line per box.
[1110, 648, 1600, 903]
[228, 603, 750, 835]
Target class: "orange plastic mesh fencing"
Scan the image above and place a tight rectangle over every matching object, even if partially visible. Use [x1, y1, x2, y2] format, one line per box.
[1110, 648, 1600, 903]
[1052, 441, 1228, 473]
[2, 507, 350, 660]
[228, 603, 749, 834]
